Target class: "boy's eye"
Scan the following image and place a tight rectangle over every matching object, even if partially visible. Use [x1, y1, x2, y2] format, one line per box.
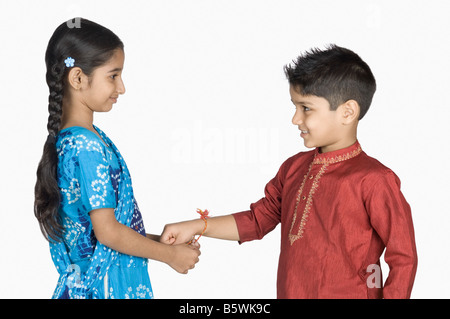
[293, 104, 310, 112]
[110, 74, 118, 79]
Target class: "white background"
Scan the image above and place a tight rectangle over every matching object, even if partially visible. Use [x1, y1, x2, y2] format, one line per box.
[0, 0, 449, 299]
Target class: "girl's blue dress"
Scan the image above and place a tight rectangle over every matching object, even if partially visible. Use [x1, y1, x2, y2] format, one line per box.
[50, 126, 153, 299]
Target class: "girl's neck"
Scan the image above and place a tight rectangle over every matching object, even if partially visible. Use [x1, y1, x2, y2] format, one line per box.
[60, 104, 108, 146]
[60, 98, 94, 131]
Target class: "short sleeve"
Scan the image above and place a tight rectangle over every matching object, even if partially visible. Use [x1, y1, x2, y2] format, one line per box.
[77, 146, 117, 212]
[57, 130, 117, 216]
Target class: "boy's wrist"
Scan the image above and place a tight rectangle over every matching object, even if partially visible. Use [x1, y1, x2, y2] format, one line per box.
[192, 218, 206, 236]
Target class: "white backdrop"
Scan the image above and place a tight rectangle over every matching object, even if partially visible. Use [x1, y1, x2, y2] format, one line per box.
[0, 0, 449, 299]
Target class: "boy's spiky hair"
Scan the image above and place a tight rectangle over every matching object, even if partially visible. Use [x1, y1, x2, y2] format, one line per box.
[284, 44, 376, 120]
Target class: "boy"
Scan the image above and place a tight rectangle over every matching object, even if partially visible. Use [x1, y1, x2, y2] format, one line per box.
[161, 45, 418, 299]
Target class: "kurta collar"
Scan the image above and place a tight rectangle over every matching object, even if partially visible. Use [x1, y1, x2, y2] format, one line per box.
[313, 140, 362, 165]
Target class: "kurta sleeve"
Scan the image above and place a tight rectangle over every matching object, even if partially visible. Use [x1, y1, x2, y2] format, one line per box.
[365, 170, 418, 298]
[233, 163, 285, 243]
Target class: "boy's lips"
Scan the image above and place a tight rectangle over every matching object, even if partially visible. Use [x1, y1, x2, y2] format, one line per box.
[299, 128, 309, 138]
[299, 128, 309, 134]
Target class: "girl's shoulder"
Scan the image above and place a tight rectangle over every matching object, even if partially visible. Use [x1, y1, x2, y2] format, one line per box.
[56, 126, 110, 159]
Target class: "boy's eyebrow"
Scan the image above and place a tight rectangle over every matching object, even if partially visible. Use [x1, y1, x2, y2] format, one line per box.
[291, 99, 313, 105]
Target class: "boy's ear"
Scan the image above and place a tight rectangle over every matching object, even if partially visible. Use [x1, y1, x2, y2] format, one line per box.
[66, 67, 87, 90]
[339, 100, 360, 124]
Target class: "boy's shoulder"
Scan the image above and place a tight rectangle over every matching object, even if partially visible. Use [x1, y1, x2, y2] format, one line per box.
[357, 151, 398, 178]
[356, 151, 403, 188]
[282, 148, 316, 167]
[277, 149, 315, 177]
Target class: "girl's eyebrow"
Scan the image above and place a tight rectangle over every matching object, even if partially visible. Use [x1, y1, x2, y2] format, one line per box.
[108, 67, 122, 73]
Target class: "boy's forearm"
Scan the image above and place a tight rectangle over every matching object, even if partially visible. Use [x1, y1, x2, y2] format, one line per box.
[203, 215, 240, 241]
[162, 214, 240, 244]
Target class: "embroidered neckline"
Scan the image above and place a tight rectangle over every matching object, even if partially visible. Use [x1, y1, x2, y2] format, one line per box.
[288, 141, 363, 245]
[312, 141, 362, 165]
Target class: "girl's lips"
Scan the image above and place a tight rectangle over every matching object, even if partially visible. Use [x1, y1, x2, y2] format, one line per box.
[110, 97, 118, 103]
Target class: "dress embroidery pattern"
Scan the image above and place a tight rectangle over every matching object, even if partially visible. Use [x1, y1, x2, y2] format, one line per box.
[288, 144, 362, 245]
[89, 163, 110, 208]
[61, 178, 81, 204]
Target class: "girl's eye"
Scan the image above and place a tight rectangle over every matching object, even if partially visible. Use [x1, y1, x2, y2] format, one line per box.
[303, 106, 310, 111]
[110, 74, 118, 80]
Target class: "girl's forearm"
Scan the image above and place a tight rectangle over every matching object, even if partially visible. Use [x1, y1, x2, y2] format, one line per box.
[102, 222, 174, 264]
[97, 220, 200, 274]
[91, 208, 200, 274]
[146, 233, 161, 241]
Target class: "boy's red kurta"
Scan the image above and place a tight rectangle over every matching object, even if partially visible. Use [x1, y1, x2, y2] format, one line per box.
[233, 141, 417, 299]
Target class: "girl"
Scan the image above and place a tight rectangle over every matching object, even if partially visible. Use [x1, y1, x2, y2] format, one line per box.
[34, 18, 200, 299]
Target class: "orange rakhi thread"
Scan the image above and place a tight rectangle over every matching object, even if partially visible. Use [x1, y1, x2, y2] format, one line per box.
[188, 209, 210, 245]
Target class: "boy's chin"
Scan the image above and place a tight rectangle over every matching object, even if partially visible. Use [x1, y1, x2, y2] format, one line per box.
[302, 139, 317, 150]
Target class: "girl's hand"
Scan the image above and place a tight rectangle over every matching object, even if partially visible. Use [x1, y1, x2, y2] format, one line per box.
[167, 244, 201, 274]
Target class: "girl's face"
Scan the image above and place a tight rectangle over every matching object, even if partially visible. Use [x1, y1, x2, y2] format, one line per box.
[81, 49, 125, 113]
[289, 85, 347, 153]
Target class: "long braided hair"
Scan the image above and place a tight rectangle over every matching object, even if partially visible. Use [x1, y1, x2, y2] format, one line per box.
[34, 18, 123, 241]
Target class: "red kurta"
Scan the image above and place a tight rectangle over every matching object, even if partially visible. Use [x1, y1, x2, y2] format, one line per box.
[233, 141, 417, 299]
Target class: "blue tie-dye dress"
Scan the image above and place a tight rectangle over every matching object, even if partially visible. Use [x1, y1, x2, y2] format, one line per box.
[50, 126, 153, 299]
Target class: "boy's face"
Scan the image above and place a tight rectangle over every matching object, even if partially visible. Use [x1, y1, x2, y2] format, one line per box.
[289, 85, 349, 153]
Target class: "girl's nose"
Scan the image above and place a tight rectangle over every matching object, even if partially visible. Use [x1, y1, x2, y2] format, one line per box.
[117, 78, 126, 95]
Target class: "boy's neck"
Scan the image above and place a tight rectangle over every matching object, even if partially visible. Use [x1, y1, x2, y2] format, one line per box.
[318, 137, 357, 154]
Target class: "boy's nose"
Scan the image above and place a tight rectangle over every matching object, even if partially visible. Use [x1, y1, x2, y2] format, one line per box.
[292, 109, 304, 125]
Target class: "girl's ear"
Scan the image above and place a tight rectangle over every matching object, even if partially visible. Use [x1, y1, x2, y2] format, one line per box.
[339, 99, 360, 124]
[67, 67, 87, 90]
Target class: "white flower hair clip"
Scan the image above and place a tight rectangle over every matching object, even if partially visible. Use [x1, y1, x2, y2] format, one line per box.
[64, 57, 75, 68]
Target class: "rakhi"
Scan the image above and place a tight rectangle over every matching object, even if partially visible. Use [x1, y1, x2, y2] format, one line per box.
[188, 209, 210, 245]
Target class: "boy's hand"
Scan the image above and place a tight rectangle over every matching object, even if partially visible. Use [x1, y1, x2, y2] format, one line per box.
[160, 220, 204, 245]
